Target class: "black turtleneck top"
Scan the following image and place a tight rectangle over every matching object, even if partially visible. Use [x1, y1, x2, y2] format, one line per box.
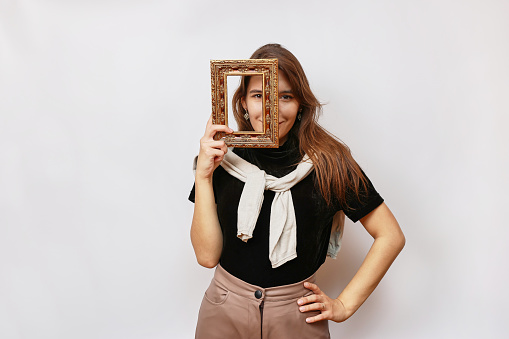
[189, 139, 384, 287]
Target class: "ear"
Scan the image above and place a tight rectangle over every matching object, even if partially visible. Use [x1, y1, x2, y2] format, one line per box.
[241, 97, 247, 111]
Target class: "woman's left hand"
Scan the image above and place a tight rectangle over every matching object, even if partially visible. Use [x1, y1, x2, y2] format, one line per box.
[297, 282, 349, 323]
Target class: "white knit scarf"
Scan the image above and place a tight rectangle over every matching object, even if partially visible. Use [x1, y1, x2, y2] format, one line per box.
[219, 150, 345, 268]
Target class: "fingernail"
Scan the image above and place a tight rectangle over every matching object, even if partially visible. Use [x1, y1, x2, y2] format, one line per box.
[298, 300, 303, 305]
[306, 318, 311, 323]
[299, 307, 304, 312]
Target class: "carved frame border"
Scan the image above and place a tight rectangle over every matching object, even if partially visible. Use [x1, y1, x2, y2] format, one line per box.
[210, 59, 279, 148]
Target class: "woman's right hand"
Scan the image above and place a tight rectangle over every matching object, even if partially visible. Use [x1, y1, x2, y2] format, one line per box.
[191, 116, 232, 267]
[195, 115, 233, 182]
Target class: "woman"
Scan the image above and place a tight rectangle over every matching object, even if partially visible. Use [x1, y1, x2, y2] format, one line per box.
[189, 43, 405, 338]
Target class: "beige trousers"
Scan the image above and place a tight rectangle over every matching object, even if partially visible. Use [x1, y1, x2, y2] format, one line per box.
[195, 265, 330, 339]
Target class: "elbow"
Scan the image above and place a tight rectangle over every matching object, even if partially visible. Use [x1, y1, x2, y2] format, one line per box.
[379, 228, 405, 253]
[196, 255, 220, 269]
[394, 230, 406, 252]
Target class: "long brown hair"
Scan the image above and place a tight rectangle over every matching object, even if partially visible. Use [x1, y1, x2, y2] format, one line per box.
[232, 43, 368, 208]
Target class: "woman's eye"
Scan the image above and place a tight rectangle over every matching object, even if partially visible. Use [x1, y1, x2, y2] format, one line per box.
[252, 94, 262, 99]
[281, 95, 293, 100]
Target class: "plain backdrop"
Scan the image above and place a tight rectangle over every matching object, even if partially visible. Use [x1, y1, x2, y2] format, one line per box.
[1, 1, 508, 338]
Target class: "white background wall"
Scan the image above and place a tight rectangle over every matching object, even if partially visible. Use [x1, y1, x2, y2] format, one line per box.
[1, 1, 508, 338]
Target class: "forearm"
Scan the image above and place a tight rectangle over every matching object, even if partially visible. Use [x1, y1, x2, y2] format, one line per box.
[337, 231, 405, 318]
[190, 177, 223, 268]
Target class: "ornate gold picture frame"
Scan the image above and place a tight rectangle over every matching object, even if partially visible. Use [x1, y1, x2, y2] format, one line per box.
[210, 59, 279, 148]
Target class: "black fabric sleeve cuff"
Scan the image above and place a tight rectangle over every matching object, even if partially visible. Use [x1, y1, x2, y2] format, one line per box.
[346, 195, 384, 223]
[342, 168, 385, 223]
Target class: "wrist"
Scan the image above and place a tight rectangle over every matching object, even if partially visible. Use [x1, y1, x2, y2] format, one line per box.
[195, 174, 213, 186]
[336, 296, 357, 320]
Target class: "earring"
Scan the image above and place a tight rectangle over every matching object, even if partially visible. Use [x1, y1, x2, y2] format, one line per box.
[244, 109, 249, 120]
[297, 113, 302, 121]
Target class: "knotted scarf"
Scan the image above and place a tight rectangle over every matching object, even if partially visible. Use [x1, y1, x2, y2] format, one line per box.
[219, 150, 345, 268]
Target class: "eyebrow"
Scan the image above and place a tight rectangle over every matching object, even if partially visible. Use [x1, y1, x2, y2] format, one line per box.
[249, 89, 293, 94]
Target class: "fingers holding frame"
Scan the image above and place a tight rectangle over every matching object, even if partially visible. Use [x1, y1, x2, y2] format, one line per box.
[204, 115, 233, 140]
[195, 115, 233, 180]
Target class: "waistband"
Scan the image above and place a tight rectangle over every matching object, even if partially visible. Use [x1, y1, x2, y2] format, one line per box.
[213, 264, 316, 302]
